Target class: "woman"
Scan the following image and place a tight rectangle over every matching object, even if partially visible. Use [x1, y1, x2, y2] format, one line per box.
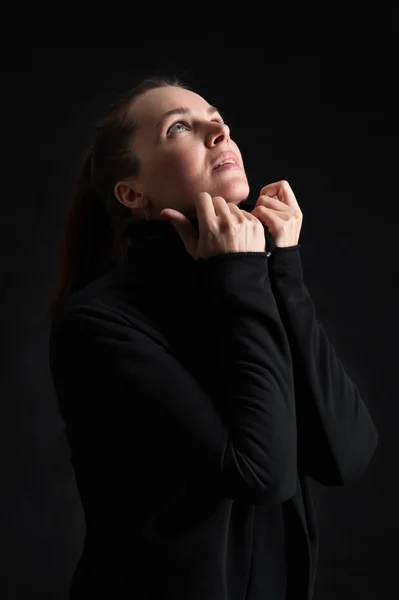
[48, 76, 378, 599]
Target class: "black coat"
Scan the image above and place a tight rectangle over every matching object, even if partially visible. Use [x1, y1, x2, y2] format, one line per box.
[49, 198, 378, 599]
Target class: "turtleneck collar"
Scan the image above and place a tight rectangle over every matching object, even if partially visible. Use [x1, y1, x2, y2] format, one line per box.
[123, 197, 275, 266]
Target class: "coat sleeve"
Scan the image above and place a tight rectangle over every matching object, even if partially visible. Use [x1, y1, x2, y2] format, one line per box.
[267, 245, 379, 486]
[48, 253, 298, 505]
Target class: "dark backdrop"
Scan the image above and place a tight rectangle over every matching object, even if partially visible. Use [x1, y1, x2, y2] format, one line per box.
[2, 9, 398, 600]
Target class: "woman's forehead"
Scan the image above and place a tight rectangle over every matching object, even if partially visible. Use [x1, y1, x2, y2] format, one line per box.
[131, 87, 209, 123]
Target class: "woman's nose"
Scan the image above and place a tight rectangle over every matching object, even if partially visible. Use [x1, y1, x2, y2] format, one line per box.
[206, 123, 230, 147]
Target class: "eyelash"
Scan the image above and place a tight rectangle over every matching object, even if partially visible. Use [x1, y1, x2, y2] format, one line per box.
[167, 118, 224, 135]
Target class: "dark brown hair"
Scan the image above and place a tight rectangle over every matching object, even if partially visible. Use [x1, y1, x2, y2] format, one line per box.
[48, 75, 190, 317]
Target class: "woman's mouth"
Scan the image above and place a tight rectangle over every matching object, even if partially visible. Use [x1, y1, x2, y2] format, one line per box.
[213, 161, 241, 171]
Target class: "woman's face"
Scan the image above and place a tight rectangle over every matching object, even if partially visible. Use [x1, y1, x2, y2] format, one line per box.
[115, 85, 250, 219]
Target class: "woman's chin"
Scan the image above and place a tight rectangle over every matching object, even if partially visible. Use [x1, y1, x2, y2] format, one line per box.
[214, 179, 250, 205]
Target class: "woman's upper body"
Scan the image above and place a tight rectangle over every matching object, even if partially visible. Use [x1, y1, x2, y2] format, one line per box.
[50, 205, 294, 598]
[48, 78, 378, 599]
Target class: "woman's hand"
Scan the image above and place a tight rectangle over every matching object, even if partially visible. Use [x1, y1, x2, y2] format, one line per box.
[251, 180, 303, 248]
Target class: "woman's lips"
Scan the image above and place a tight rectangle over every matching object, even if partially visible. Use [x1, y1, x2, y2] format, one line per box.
[212, 162, 241, 171]
[211, 150, 240, 170]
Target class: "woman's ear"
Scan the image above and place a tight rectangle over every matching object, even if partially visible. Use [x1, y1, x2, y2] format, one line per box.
[114, 181, 144, 209]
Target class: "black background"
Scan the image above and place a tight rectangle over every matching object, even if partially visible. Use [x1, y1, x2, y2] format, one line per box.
[2, 8, 398, 599]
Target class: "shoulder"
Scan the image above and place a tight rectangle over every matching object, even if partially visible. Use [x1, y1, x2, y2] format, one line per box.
[51, 262, 138, 331]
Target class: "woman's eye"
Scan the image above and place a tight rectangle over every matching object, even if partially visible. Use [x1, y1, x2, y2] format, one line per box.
[167, 121, 189, 135]
[166, 118, 225, 135]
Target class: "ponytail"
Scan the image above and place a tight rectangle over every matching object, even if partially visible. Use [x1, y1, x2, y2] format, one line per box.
[47, 148, 118, 317]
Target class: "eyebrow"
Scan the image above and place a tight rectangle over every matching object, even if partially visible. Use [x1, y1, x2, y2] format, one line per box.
[156, 105, 221, 129]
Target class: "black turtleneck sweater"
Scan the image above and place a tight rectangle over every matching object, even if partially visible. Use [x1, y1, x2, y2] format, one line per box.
[48, 198, 378, 599]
